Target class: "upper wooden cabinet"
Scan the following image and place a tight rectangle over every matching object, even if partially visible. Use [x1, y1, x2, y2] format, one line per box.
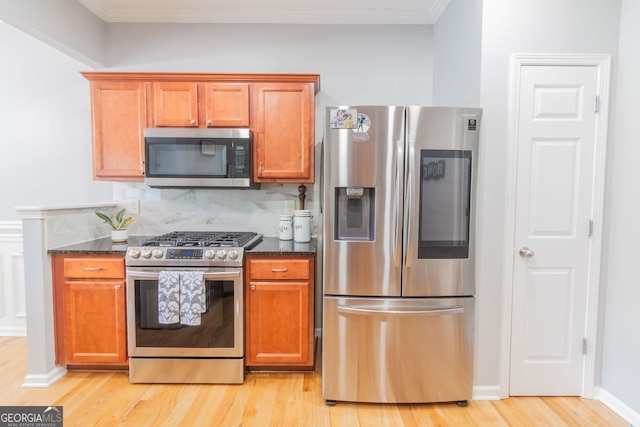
[85, 79, 147, 181]
[204, 83, 250, 127]
[152, 82, 250, 128]
[252, 82, 315, 183]
[152, 82, 199, 127]
[82, 73, 319, 184]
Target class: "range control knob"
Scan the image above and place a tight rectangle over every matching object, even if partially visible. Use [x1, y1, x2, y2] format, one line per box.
[216, 250, 227, 259]
[141, 249, 152, 259]
[204, 249, 216, 259]
[128, 248, 141, 258]
[152, 249, 164, 258]
[227, 249, 239, 260]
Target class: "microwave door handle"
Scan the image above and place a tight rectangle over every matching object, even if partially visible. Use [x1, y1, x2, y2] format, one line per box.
[128, 270, 241, 280]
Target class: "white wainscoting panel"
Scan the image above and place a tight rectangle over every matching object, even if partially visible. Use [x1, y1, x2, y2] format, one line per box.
[0, 221, 26, 336]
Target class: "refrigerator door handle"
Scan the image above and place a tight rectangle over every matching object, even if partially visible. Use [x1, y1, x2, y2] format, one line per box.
[394, 139, 403, 268]
[404, 139, 415, 269]
[337, 304, 463, 317]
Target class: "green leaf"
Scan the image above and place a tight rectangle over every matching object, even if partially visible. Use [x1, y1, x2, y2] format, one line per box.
[119, 216, 135, 230]
[95, 211, 116, 229]
[115, 208, 126, 224]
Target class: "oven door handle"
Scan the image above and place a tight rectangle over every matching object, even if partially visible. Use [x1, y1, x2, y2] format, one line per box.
[128, 270, 241, 280]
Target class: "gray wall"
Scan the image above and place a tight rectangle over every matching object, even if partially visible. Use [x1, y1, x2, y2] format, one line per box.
[0, 0, 106, 66]
[601, 0, 640, 413]
[0, 22, 113, 220]
[105, 23, 433, 107]
[432, 0, 482, 107]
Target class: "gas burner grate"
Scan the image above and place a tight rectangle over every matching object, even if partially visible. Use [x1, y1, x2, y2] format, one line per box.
[139, 231, 261, 248]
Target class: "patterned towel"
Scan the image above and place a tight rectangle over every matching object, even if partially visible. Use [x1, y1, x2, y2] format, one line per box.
[157, 271, 206, 326]
[179, 271, 206, 326]
[158, 271, 180, 324]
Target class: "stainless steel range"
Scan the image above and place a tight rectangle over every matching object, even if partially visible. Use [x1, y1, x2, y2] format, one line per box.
[125, 231, 262, 384]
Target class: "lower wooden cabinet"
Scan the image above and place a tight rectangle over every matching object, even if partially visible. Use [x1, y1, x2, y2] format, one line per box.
[52, 254, 128, 367]
[245, 255, 315, 369]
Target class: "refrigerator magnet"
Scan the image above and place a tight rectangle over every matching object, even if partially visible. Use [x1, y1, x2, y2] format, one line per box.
[352, 113, 371, 142]
[329, 108, 357, 129]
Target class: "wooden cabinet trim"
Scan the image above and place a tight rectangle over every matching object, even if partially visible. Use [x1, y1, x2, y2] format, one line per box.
[81, 72, 320, 94]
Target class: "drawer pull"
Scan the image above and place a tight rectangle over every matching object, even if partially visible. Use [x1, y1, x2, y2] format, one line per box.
[251, 285, 256, 291]
[83, 267, 103, 271]
[271, 268, 288, 272]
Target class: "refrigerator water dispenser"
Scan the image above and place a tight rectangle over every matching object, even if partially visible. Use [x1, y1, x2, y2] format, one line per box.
[334, 187, 375, 241]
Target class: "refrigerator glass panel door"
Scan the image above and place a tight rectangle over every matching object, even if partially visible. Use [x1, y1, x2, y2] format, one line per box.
[322, 296, 475, 404]
[418, 150, 472, 259]
[403, 107, 481, 297]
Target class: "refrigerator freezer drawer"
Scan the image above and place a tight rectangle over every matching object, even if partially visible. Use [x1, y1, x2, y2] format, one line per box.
[322, 296, 474, 404]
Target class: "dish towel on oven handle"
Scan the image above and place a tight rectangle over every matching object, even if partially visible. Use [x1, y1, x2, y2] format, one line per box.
[179, 270, 206, 326]
[158, 271, 206, 326]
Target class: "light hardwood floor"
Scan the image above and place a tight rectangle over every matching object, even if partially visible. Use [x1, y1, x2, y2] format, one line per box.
[0, 337, 627, 426]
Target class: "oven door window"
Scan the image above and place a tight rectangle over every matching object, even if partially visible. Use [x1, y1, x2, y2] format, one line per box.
[146, 138, 230, 177]
[134, 278, 235, 348]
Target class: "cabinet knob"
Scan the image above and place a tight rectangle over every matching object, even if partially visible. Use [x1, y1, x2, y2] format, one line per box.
[251, 285, 256, 291]
[190, 119, 196, 125]
[115, 285, 121, 289]
[206, 119, 212, 125]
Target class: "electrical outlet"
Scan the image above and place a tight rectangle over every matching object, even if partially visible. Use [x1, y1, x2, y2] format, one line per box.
[284, 200, 295, 213]
[128, 199, 140, 215]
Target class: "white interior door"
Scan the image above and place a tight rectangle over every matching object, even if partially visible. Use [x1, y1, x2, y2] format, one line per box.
[509, 64, 599, 396]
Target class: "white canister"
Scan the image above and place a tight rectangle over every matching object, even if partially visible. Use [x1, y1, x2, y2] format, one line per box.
[278, 214, 293, 240]
[293, 210, 312, 242]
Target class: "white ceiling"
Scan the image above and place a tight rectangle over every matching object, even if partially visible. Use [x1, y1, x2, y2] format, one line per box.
[76, 0, 450, 25]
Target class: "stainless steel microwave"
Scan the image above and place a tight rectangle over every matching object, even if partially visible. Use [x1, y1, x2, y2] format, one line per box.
[144, 128, 257, 189]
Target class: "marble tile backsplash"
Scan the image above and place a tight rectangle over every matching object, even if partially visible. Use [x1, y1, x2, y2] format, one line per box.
[114, 182, 319, 238]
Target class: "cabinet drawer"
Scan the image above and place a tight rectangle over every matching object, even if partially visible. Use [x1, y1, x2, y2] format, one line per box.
[248, 258, 310, 280]
[63, 258, 124, 279]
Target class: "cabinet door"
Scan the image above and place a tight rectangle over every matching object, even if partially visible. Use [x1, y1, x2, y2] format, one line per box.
[246, 280, 312, 366]
[204, 83, 250, 127]
[252, 83, 315, 183]
[90, 81, 146, 181]
[153, 82, 198, 127]
[64, 281, 127, 365]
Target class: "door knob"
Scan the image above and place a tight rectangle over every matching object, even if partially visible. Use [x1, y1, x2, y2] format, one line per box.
[519, 247, 535, 258]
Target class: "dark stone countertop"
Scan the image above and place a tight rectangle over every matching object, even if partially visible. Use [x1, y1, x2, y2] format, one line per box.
[247, 237, 316, 256]
[48, 235, 317, 256]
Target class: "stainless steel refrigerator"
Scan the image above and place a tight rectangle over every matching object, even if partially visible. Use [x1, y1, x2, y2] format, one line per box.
[322, 106, 481, 405]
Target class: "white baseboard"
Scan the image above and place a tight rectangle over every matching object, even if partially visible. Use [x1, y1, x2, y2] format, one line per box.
[596, 386, 640, 426]
[472, 385, 502, 401]
[22, 367, 67, 388]
[0, 327, 26, 336]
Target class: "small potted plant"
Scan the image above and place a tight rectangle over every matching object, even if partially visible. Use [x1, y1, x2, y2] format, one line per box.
[96, 208, 135, 242]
